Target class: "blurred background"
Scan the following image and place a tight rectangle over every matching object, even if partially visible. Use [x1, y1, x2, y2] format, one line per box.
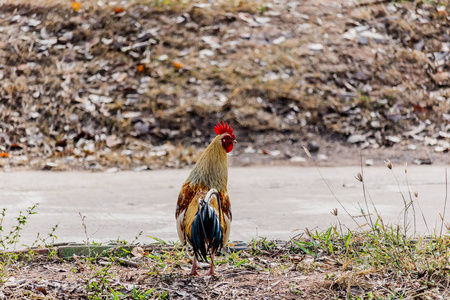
[0, 0, 448, 171]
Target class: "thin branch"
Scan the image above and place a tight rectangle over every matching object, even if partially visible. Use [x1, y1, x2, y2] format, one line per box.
[440, 168, 448, 237]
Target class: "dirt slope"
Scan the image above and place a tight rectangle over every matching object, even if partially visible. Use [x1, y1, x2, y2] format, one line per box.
[0, 0, 448, 170]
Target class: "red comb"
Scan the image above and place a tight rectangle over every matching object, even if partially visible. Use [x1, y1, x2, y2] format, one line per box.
[214, 121, 234, 138]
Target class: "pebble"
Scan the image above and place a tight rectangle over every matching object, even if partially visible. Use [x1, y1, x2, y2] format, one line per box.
[308, 43, 323, 51]
[386, 136, 401, 143]
[413, 158, 432, 165]
[290, 156, 306, 163]
[347, 135, 366, 144]
[365, 159, 374, 166]
[272, 36, 286, 45]
[317, 154, 328, 160]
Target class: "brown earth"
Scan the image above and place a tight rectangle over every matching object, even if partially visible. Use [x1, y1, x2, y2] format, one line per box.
[2, 238, 448, 299]
[0, 242, 399, 299]
[1, 258, 332, 299]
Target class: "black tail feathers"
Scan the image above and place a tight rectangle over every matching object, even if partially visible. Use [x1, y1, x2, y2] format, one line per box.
[191, 189, 223, 262]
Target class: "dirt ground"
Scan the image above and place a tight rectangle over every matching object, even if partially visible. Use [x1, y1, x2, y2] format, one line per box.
[0, 243, 368, 299]
[1, 259, 331, 299]
[0, 0, 448, 172]
[3, 239, 448, 299]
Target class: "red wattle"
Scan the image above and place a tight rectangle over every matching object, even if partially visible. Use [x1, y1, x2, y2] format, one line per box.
[225, 143, 233, 153]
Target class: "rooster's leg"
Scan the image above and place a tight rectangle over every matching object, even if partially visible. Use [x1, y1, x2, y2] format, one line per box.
[189, 256, 200, 276]
[204, 252, 216, 276]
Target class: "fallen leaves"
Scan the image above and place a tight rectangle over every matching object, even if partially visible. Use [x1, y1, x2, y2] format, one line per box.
[114, 7, 125, 14]
[0, 0, 447, 171]
[172, 61, 184, 69]
[71, 2, 81, 12]
[432, 71, 449, 84]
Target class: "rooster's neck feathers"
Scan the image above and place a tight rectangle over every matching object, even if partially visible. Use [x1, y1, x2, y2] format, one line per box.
[186, 134, 228, 192]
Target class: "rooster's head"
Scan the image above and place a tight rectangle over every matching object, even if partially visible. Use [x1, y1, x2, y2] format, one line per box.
[214, 121, 236, 153]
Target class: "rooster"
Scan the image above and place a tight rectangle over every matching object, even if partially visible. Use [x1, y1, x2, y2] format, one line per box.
[175, 122, 236, 276]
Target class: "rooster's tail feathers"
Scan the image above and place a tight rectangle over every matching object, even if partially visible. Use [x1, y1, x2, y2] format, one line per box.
[191, 189, 223, 262]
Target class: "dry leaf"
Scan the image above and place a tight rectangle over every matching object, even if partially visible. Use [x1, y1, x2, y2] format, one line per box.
[230, 87, 240, 97]
[10, 143, 22, 150]
[413, 104, 427, 114]
[131, 246, 145, 258]
[436, 8, 448, 16]
[302, 146, 312, 158]
[71, 2, 81, 12]
[172, 61, 184, 69]
[106, 135, 123, 148]
[432, 71, 449, 84]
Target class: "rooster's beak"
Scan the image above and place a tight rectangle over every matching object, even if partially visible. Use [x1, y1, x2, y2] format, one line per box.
[233, 140, 237, 144]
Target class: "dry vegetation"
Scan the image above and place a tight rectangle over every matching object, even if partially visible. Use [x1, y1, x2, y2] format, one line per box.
[0, 0, 448, 171]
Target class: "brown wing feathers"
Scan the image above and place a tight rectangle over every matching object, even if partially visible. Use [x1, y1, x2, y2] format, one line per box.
[176, 183, 231, 247]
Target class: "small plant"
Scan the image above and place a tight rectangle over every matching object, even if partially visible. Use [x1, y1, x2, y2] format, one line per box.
[227, 251, 248, 267]
[258, 3, 269, 14]
[131, 286, 154, 299]
[289, 284, 302, 295]
[153, 0, 171, 7]
[0, 204, 39, 250]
